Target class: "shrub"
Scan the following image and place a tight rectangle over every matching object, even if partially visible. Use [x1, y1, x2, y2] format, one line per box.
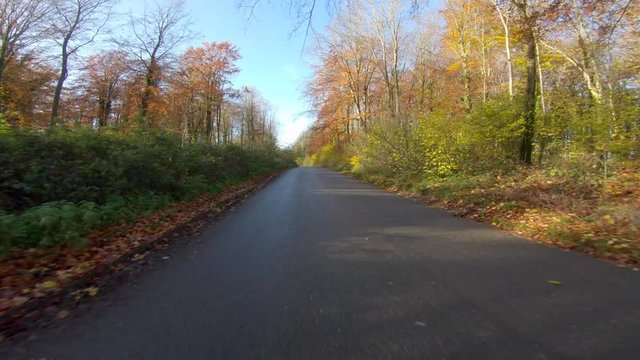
[0, 128, 296, 255]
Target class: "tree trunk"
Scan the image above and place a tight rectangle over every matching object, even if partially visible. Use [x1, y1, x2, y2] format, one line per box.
[494, 2, 514, 99]
[461, 57, 472, 112]
[0, 46, 6, 113]
[392, 40, 401, 120]
[520, 27, 537, 165]
[216, 103, 222, 144]
[205, 101, 213, 144]
[505, 34, 514, 99]
[139, 58, 158, 122]
[535, 32, 547, 115]
[51, 37, 70, 126]
[363, 84, 370, 130]
[0, 43, 7, 85]
[480, 22, 488, 103]
[97, 98, 112, 126]
[0, 42, 7, 111]
[572, 0, 604, 105]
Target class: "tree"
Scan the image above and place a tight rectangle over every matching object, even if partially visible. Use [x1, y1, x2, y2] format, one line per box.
[118, 0, 190, 122]
[82, 50, 130, 126]
[235, 87, 277, 149]
[409, 13, 442, 113]
[443, 0, 476, 111]
[173, 42, 240, 143]
[355, 0, 411, 122]
[542, 0, 635, 106]
[49, 0, 114, 125]
[510, 0, 539, 164]
[0, 0, 51, 112]
[0, 56, 56, 127]
[306, 49, 355, 146]
[326, 12, 377, 130]
[489, 0, 514, 98]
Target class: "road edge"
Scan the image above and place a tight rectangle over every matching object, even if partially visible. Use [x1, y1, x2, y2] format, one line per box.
[0, 170, 287, 341]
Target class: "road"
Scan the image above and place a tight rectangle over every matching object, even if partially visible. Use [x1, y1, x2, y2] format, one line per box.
[3, 167, 640, 359]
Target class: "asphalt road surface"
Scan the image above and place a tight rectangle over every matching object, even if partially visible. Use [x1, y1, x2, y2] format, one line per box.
[3, 167, 640, 359]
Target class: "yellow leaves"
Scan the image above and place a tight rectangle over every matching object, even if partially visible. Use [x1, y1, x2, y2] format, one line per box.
[350, 155, 361, 168]
[38, 280, 59, 290]
[350, 156, 362, 172]
[548, 280, 563, 286]
[86, 287, 99, 297]
[447, 62, 462, 72]
[70, 287, 100, 301]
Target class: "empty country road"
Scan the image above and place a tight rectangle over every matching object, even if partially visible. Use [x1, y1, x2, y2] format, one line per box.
[3, 167, 640, 360]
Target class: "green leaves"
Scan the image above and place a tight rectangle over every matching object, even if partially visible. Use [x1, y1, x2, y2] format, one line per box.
[0, 129, 295, 256]
[4, 201, 98, 249]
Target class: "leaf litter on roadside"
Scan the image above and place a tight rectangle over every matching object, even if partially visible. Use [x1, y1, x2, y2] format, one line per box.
[0, 174, 273, 325]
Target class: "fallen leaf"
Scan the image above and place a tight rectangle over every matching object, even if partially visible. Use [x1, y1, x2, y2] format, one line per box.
[39, 280, 59, 290]
[0, 175, 276, 319]
[57, 310, 71, 319]
[86, 287, 99, 297]
[12, 296, 29, 306]
[547, 279, 563, 286]
[132, 253, 147, 262]
[415, 321, 426, 327]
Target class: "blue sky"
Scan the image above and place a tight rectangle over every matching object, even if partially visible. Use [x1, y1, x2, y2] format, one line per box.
[116, 0, 330, 146]
[114, 1, 445, 146]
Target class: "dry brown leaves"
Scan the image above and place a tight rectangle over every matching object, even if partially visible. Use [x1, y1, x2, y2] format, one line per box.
[373, 167, 640, 268]
[0, 174, 275, 325]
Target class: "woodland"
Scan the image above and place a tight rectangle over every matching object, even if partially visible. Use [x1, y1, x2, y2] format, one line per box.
[0, 0, 295, 255]
[296, 0, 640, 263]
[0, 0, 300, 319]
[0, 0, 639, 322]
[0, 0, 638, 347]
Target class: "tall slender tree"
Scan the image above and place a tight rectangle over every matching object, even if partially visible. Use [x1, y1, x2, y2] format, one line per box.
[49, 0, 114, 125]
[118, 0, 189, 123]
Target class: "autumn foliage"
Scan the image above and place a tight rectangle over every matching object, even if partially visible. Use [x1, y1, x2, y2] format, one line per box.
[0, 0, 292, 254]
[299, 0, 639, 263]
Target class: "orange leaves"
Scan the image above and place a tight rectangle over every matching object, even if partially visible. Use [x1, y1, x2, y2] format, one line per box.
[167, 41, 242, 138]
[175, 42, 241, 95]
